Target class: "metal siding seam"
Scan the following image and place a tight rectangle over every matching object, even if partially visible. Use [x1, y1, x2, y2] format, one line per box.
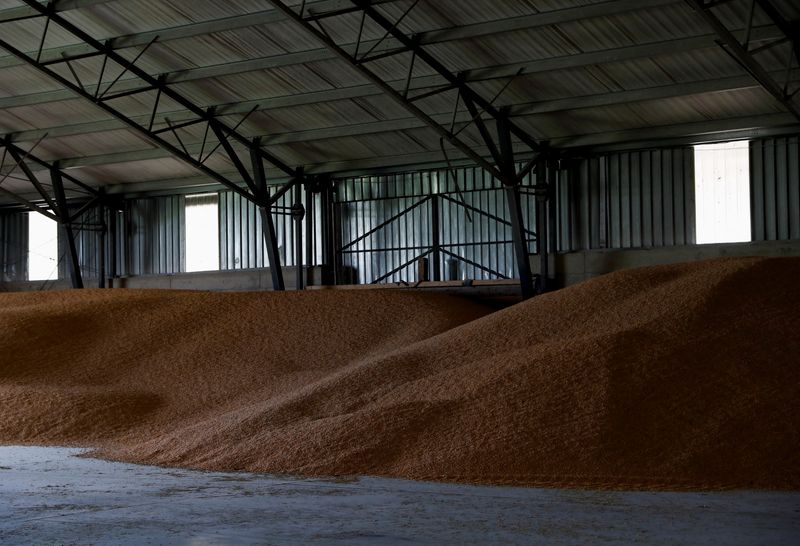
[663, 150, 675, 247]
[626, 152, 635, 247]
[218, 192, 227, 270]
[651, 151, 664, 247]
[673, 150, 686, 246]
[631, 152, 642, 248]
[580, 160, 588, 251]
[641, 151, 653, 247]
[766, 139, 778, 240]
[789, 137, 800, 240]
[684, 148, 696, 245]
[750, 141, 764, 241]
[777, 138, 789, 241]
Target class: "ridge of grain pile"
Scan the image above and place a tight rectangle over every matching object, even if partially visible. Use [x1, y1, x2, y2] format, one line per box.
[1, 256, 798, 490]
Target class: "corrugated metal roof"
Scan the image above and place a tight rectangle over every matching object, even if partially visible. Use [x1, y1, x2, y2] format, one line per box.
[0, 0, 798, 200]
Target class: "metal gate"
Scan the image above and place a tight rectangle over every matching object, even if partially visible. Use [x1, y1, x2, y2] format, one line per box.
[334, 168, 537, 285]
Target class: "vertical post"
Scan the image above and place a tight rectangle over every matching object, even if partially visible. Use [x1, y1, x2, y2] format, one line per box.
[417, 257, 430, 282]
[50, 164, 83, 289]
[506, 185, 534, 298]
[536, 173, 549, 294]
[109, 205, 117, 286]
[547, 158, 558, 284]
[98, 207, 106, 288]
[497, 113, 534, 299]
[430, 194, 441, 281]
[332, 196, 343, 285]
[294, 172, 304, 291]
[123, 201, 132, 277]
[259, 206, 284, 290]
[305, 181, 314, 274]
[251, 139, 284, 290]
[319, 177, 336, 285]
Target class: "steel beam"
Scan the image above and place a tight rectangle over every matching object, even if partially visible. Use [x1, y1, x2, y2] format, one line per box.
[51, 164, 83, 289]
[0, 0, 395, 69]
[8, 66, 798, 152]
[267, 0, 548, 294]
[0, 0, 300, 193]
[0, 135, 100, 226]
[4, 112, 797, 206]
[0, 23, 780, 112]
[686, 0, 800, 121]
[0, 0, 111, 24]
[294, 177, 304, 291]
[8, 70, 798, 172]
[497, 114, 535, 299]
[0, 0, 312, 289]
[431, 194, 441, 282]
[267, 1, 509, 181]
[0, 0, 673, 70]
[250, 142, 284, 291]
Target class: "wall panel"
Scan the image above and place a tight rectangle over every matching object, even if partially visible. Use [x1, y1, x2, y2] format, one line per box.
[0, 212, 28, 282]
[751, 136, 800, 241]
[125, 195, 184, 275]
[219, 189, 320, 270]
[557, 148, 696, 251]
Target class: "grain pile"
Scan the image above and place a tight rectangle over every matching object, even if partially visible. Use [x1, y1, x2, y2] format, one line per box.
[1, 256, 798, 490]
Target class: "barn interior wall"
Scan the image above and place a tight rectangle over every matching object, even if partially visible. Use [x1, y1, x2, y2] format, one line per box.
[751, 136, 800, 242]
[0, 213, 27, 282]
[1, 135, 798, 291]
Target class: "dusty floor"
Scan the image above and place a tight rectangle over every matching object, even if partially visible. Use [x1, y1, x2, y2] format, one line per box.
[0, 446, 798, 545]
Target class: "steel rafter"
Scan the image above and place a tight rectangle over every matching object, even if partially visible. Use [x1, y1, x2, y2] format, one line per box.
[686, 0, 800, 121]
[268, 0, 548, 297]
[0, 23, 783, 118]
[0, 0, 310, 290]
[0, 135, 105, 288]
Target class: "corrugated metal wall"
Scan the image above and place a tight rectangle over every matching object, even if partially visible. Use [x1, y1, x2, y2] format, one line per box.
[335, 166, 540, 284]
[336, 148, 695, 284]
[557, 148, 696, 251]
[0, 212, 28, 282]
[219, 189, 320, 270]
[751, 136, 800, 241]
[4, 137, 800, 286]
[124, 195, 184, 275]
[56, 205, 107, 283]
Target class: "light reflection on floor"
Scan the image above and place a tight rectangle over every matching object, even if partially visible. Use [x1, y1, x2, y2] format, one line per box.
[1, 446, 798, 545]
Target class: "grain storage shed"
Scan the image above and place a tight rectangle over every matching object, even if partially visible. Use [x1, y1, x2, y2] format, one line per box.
[0, 0, 798, 543]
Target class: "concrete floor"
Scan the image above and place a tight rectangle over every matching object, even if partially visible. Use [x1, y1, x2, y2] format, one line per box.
[0, 446, 798, 545]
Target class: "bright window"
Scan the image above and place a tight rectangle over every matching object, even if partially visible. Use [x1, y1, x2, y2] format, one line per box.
[694, 141, 751, 244]
[185, 193, 219, 272]
[28, 212, 59, 281]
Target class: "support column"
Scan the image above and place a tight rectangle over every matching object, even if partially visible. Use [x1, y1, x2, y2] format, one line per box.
[431, 194, 441, 282]
[305, 182, 314, 273]
[293, 173, 304, 291]
[98, 209, 106, 288]
[506, 185, 535, 298]
[497, 114, 534, 299]
[251, 139, 284, 291]
[50, 164, 83, 289]
[319, 176, 336, 286]
[535, 162, 549, 294]
[108, 205, 118, 286]
[259, 206, 284, 290]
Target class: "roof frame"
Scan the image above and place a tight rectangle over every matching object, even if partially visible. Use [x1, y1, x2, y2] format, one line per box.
[268, 0, 548, 297]
[686, 0, 800, 121]
[268, 0, 546, 186]
[0, 134, 107, 288]
[0, 0, 304, 209]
